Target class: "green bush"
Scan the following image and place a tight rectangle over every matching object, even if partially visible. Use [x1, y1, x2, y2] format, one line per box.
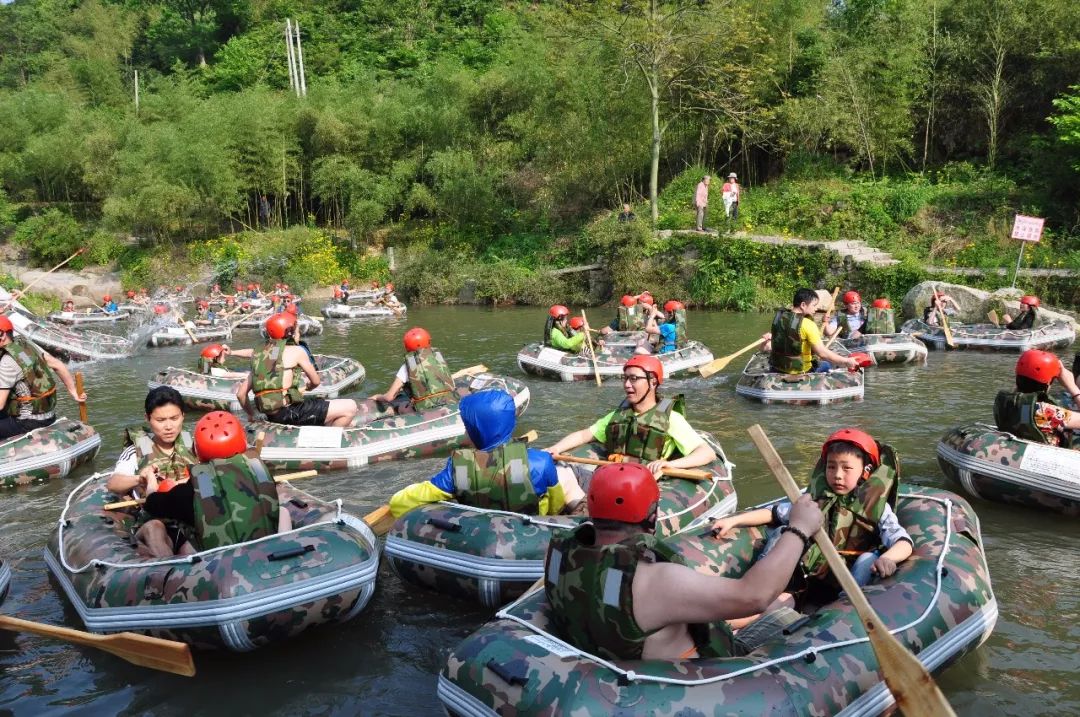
[12, 210, 85, 268]
[84, 231, 125, 266]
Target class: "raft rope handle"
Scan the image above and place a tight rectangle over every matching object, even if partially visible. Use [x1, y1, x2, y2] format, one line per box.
[434, 502, 578, 531]
[361, 378, 514, 432]
[495, 492, 984, 688]
[55, 474, 356, 574]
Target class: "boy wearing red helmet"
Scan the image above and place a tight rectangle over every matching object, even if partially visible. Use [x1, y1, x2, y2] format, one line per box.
[995, 349, 1080, 447]
[101, 294, 118, 314]
[372, 328, 458, 412]
[544, 462, 824, 660]
[599, 295, 645, 336]
[1002, 294, 1040, 331]
[712, 428, 912, 594]
[545, 305, 585, 353]
[825, 290, 867, 339]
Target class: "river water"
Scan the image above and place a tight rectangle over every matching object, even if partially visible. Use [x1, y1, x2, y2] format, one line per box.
[0, 306, 1076, 716]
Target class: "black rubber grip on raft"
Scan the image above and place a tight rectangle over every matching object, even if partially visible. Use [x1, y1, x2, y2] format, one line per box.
[782, 614, 814, 635]
[289, 498, 309, 509]
[486, 659, 527, 687]
[268, 544, 315, 561]
[426, 517, 462, 532]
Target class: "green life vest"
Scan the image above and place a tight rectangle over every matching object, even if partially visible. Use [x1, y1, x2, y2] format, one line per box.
[543, 316, 555, 345]
[802, 443, 899, 582]
[451, 442, 537, 512]
[617, 305, 644, 331]
[993, 390, 1053, 445]
[251, 340, 305, 414]
[405, 347, 457, 411]
[835, 309, 867, 339]
[671, 309, 688, 348]
[546, 523, 736, 661]
[197, 356, 215, 374]
[1, 337, 57, 417]
[191, 453, 280, 550]
[865, 307, 896, 335]
[770, 308, 807, 374]
[604, 395, 685, 463]
[126, 427, 197, 484]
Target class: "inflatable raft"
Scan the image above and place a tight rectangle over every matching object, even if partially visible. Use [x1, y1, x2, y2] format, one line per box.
[321, 303, 406, 319]
[7, 311, 133, 362]
[438, 486, 997, 716]
[250, 372, 529, 471]
[517, 342, 714, 382]
[148, 324, 232, 347]
[901, 319, 1076, 351]
[45, 473, 380, 651]
[47, 309, 132, 326]
[385, 434, 737, 607]
[148, 354, 366, 413]
[840, 333, 928, 365]
[0, 418, 102, 488]
[256, 314, 323, 338]
[735, 352, 864, 404]
[937, 422, 1080, 516]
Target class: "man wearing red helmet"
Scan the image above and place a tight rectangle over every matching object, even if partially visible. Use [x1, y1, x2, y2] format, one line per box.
[923, 290, 960, 325]
[545, 305, 586, 353]
[1002, 295, 1040, 331]
[599, 295, 645, 336]
[248, 312, 359, 427]
[193, 300, 218, 326]
[545, 462, 824, 660]
[546, 354, 716, 476]
[825, 290, 867, 339]
[372, 328, 458, 412]
[0, 314, 86, 439]
[767, 288, 858, 373]
[995, 349, 1080, 447]
[865, 298, 896, 334]
[101, 294, 119, 314]
[197, 343, 254, 378]
[713, 429, 912, 597]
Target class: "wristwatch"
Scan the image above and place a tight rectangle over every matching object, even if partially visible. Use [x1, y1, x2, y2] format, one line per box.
[781, 525, 812, 553]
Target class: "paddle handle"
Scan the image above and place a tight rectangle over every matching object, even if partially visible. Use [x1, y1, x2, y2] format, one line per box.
[987, 310, 1000, 326]
[103, 470, 319, 510]
[581, 310, 602, 387]
[362, 505, 396, 537]
[551, 453, 712, 481]
[0, 248, 85, 312]
[932, 285, 956, 347]
[74, 372, 88, 424]
[451, 364, 488, 379]
[0, 615, 109, 651]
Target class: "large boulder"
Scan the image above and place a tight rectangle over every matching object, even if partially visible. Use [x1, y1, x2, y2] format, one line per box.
[902, 281, 988, 322]
[984, 287, 1077, 328]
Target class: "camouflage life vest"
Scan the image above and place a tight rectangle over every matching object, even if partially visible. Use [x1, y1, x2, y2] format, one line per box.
[126, 427, 197, 484]
[671, 309, 688, 348]
[405, 347, 457, 410]
[770, 308, 807, 374]
[543, 316, 555, 345]
[191, 453, 279, 550]
[546, 523, 736, 661]
[0, 337, 56, 417]
[617, 305, 644, 331]
[865, 307, 896, 335]
[251, 340, 305, 414]
[604, 395, 685, 463]
[197, 356, 216, 374]
[993, 390, 1053, 445]
[802, 443, 899, 582]
[451, 442, 537, 512]
[834, 309, 868, 339]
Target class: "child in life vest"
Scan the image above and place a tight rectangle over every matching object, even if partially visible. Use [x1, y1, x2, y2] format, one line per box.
[710, 428, 912, 591]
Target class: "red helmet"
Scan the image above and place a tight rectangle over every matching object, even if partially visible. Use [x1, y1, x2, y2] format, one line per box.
[620, 295, 636, 307]
[386, 282, 394, 291]
[587, 463, 660, 524]
[225, 296, 235, 305]
[194, 411, 248, 461]
[842, 291, 861, 305]
[624, 354, 663, 385]
[821, 428, 880, 470]
[0, 315, 12, 333]
[174, 285, 182, 292]
[235, 282, 244, 290]
[157, 478, 178, 493]
[334, 287, 344, 298]
[285, 303, 299, 316]
[126, 290, 136, 299]
[102, 294, 112, 302]
[549, 305, 569, 319]
[638, 294, 655, 306]
[270, 294, 281, 304]
[403, 327, 431, 352]
[569, 317, 585, 330]
[265, 312, 297, 340]
[247, 283, 256, 290]
[201, 344, 224, 359]
[663, 300, 684, 313]
[197, 300, 209, 309]
[153, 304, 168, 315]
[872, 298, 891, 309]
[1020, 295, 1040, 308]
[241, 302, 251, 309]
[1016, 349, 1059, 385]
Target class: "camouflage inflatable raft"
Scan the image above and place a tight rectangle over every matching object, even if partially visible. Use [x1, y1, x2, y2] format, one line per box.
[516, 341, 714, 382]
[321, 303, 406, 319]
[937, 422, 1080, 516]
[8, 311, 134, 362]
[148, 354, 366, 413]
[47, 309, 132, 325]
[901, 319, 1076, 351]
[148, 323, 232, 347]
[255, 314, 323, 337]
[250, 372, 530, 471]
[438, 486, 996, 716]
[735, 352, 864, 405]
[0, 418, 101, 488]
[44, 474, 380, 651]
[840, 333, 928, 365]
[385, 434, 737, 607]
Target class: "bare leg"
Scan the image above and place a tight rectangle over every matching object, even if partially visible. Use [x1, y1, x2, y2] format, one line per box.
[729, 593, 795, 630]
[324, 398, 359, 427]
[135, 520, 176, 559]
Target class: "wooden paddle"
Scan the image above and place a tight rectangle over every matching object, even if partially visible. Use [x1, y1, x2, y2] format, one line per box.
[0, 248, 86, 313]
[932, 286, 956, 348]
[0, 615, 195, 676]
[699, 338, 763, 378]
[746, 424, 956, 717]
[987, 310, 1000, 327]
[551, 453, 713, 482]
[103, 470, 318, 511]
[451, 364, 488, 379]
[74, 372, 88, 423]
[580, 311, 602, 387]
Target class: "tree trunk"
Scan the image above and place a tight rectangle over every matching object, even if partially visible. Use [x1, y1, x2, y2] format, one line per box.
[650, 75, 661, 225]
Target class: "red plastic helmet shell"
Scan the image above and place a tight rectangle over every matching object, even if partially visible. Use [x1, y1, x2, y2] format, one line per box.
[197, 300, 209, 309]
[225, 296, 235, 305]
[1020, 295, 1040, 308]
[871, 298, 891, 309]
[569, 317, 585, 330]
[175, 285, 183, 292]
[842, 291, 861, 305]
[201, 344, 224, 360]
[664, 300, 684, 313]
[403, 327, 432, 352]
[153, 304, 168, 315]
[247, 283, 256, 290]
[1016, 349, 1059, 385]
[821, 428, 881, 470]
[549, 305, 569, 319]
[265, 312, 297, 340]
[620, 295, 636, 307]
[156, 478, 177, 493]
[587, 463, 660, 524]
[624, 354, 663, 385]
[386, 282, 394, 291]
[194, 411, 248, 461]
[241, 302, 251, 309]
[285, 303, 299, 316]
[638, 294, 655, 306]
[102, 295, 112, 302]
[126, 290, 136, 299]
[0, 315, 12, 333]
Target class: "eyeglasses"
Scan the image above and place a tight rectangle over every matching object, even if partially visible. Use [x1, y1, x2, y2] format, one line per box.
[622, 374, 649, 384]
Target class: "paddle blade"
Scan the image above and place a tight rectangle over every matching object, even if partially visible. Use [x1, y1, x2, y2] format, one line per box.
[363, 505, 396, 537]
[865, 624, 957, 717]
[451, 364, 488, 379]
[74, 371, 88, 423]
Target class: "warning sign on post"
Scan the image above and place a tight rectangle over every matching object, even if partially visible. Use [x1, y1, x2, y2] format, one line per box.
[1011, 214, 1045, 242]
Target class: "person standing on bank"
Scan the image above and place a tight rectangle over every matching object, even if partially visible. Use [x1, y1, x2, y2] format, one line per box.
[722, 172, 740, 221]
[694, 175, 710, 232]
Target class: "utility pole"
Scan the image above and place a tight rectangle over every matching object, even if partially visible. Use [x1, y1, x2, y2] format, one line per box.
[134, 70, 140, 114]
[285, 19, 299, 97]
[293, 22, 307, 97]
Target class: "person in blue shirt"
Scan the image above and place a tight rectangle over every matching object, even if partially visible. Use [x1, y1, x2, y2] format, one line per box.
[101, 295, 119, 314]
